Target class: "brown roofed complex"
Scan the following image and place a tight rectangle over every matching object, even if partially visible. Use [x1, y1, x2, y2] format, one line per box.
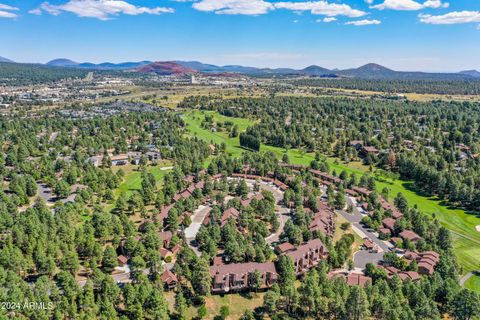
[286, 238, 329, 275]
[210, 262, 278, 293]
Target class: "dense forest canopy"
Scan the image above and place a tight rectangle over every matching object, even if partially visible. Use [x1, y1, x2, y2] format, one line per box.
[0, 62, 92, 85]
[0, 94, 479, 319]
[181, 96, 480, 212]
[292, 78, 480, 95]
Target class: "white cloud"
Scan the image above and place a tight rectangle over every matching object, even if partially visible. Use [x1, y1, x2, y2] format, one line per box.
[34, 0, 174, 20]
[192, 0, 365, 17]
[322, 17, 337, 22]
[419, 11, 480, 24]
[192, 0, 274, 15]
[423, 0, 449, 9]
[371, 0, 448, 11]
[28, 8, 43, 15]
[0, 3, 19, 18]
[345, 19, 381, 25]
[274, 1, 366, 17]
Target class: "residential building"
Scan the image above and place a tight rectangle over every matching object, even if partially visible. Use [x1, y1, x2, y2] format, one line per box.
[210, 262, 278, 293]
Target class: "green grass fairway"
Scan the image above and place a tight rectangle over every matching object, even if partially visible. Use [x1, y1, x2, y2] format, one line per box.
[113, 163, 172, 197]
[182, 110, 256, 157]
[183, 109, 480, 287]
[465, 274, 480, 293]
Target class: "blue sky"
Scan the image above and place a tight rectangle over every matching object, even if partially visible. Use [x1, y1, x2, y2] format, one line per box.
[0, 0, 479, 71]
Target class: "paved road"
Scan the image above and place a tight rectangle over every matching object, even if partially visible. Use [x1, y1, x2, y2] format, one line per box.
[339, 197, 393, 269]
[243, 179, 291, 244]
[184, 205, 211, 256]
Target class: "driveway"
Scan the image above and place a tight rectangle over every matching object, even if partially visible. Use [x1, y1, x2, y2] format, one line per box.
[339, 197, 393, 269]
[242, 179, 291, 244]
[184, 205, 211, 256]
[37, 183, 53, 204]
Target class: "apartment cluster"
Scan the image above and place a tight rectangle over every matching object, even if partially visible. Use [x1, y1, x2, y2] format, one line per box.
[210, 238, 328, 294]
[378, 251, 441, 281]
[306, 202, 336, 237]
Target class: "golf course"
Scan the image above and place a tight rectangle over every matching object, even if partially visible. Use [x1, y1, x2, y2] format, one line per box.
[182, 109, 480, 292]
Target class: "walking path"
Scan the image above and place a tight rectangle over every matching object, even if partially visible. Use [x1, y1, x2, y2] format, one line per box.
[460, 271, 478, 286]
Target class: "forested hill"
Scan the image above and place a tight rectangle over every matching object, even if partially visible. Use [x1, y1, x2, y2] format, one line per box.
[0, 62, 90, 85]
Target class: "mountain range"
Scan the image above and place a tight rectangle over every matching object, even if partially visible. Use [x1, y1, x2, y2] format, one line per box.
[0, 56, 14, 63]
[1, 55, 480, 80]
[46, 58, 152, 70]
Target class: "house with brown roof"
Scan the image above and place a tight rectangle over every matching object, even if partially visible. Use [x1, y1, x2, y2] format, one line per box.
[362, 146, 380, 156]
[117, 255, 128, 267]
[195, 180, 205, 189]
[352, 186, 372, 197]
[221, 207, 240, 227]
[209, 262, 278, 293]
[180, 189, 192, 200]
[159, 204, 174, 224]
[378, 228, 391, 237]
[286, 238, 329, 275]
[399, 230, 422, 243]
[345, 189, 359, 197]
[274, 242, 295, 254]
[160, 248, 173, 260]
[417, 251, 440, 275]
[379, 198, 403, 219]
[159, 231, 173, 248]
[273, 179, 289, 191]
[347, 273, 372, 287]
[309, 170, 343, 184]
[213, 256, 223, 266]
[382, 218, 396, 231]
[398, 271, 421, 282]
[380, 266, 421, 282]
[171, 244, 182, 255]
[363, 239, 376, 252]
[418, 261, 435, 276]
[309, 208, 335, 236]
[160, 269, 178, 290]
[328, 272, 372, 287]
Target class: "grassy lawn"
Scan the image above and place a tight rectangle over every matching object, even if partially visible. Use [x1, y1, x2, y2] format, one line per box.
[105, 162, 173, 213]
[113, 162, 172, 197]
[182, 110, 257, 158]
[182, 109, 480, 287]
[165, 291, 265, 319]
[334, 214, 364, 260]
[465, 274, 480, 294]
